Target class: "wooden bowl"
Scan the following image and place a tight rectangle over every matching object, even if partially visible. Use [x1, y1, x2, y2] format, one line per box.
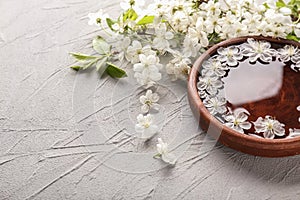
[188, 36, 300, 157]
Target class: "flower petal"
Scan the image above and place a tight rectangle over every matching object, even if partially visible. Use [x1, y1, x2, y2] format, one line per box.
[162, 153, 177, 165]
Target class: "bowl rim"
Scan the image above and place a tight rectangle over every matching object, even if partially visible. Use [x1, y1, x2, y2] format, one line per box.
[188, 36, 300, 154]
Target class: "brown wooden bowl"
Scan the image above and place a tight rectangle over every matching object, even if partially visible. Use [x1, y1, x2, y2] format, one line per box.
[188, 36, 300, 157]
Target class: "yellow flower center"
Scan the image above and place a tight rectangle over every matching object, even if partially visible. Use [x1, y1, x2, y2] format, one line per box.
[145, 100, 152, 106]
[288, 46, 294, 56]
[267, 123, 273, 130]
[234, 119, 239, 126]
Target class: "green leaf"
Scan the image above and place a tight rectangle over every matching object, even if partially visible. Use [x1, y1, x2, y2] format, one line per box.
[286, 33, 300, 41]
[106, 18, 116, 31]
[70, 66, 81, 71]
[70, 52, 97, 61]
[137, 15, 155, 25]
[288, 0, 300, 7]
[105, 62, 127, 78]
[92, 36, 111, 55]
[123, 8, 138, 22]
[276, 0, 286, 8]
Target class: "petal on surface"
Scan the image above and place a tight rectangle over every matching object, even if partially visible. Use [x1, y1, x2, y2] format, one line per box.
[162, 153, 177, 165]
[139, 95, 147, 104]
[141, 104, 149, 113]
[150, 93, 159, 102]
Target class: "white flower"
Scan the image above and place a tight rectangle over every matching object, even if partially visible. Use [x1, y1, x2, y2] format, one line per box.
[182, 35, 201, 58]
[126, 40, 155, 64]
[278, 45, 300, 63]
[166, 50, 191, 80]
[203, 96, 227, 115]
[170, 11, 190, 33]
[187, 18, 209, 48]
[133, 54, 163, 87]
[197, 75, 223, 95]
[202, 57, 228, 77]
[88, 9, 109, 27]
[200, 1, 221, 16]
[241, 38, 276, 63]
[217, 46, 243, 66]
[217, 11, 242, 39]
[110, 34, 131, 61]
[287, 128, 300, 138]
[139, 90, 160, 113]
[135, 114, 158, 139]
[152, 23, 174, 52]
[224, 108, 252, 133]
[203, 15, 222, 34]
[253, 116, 285, 139]
[156, 138, 176, 165]
[264, 9, 292, 25]
[241, 12, 262, 34]
[120, 0, 145, 11]
[219, 21, 248, 39]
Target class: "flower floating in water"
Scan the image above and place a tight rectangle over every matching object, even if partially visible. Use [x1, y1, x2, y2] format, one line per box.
[224, 108, 252, 133]
[197, 75, 223, 96]
[203, 96, 227, 115]
[277, 45, 300, 63]
[241, 38, 276, 63]
[287, 128, 300, 138]
[202, 56, 228, 77]
[253, 116, 285, 139]
[217, 46, 243, 66]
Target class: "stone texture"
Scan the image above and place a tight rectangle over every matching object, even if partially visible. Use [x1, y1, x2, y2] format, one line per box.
[0, 1, 300, 199]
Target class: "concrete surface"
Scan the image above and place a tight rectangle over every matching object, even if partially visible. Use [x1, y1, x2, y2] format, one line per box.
[1, 0, 300, 199]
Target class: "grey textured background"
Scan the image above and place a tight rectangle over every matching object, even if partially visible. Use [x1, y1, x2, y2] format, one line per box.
[1, 0, 300, 199]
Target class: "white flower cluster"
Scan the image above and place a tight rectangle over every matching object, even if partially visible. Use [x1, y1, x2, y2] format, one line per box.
[197, 38, 300, 139]
[88, 0, 300, 87]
